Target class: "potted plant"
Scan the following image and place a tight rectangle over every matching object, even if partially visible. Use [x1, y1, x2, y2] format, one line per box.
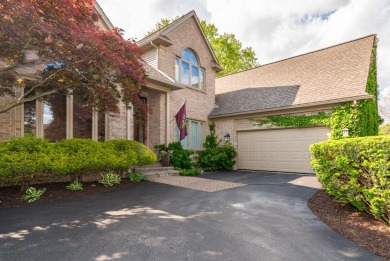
[159, 149, 173, 167]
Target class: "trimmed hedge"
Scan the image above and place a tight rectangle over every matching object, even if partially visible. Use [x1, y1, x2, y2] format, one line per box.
[0, 138, 156, 191]
[310, 136, 390, 224]
[197, 143, 237, 171]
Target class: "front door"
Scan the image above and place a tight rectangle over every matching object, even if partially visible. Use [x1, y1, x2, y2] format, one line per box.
[134, 97, 147, 145]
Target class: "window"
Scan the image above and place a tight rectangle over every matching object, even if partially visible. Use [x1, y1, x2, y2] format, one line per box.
[23, 100, 37, 138]
[175, 120, 204, 149]
[21, 87, 110, 141]
[43, 93, 67, 142]
[175, 49, 205, 90]
[73, 97, 93, 139]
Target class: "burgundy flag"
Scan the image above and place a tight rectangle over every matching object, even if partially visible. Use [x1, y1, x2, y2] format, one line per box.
[175, 103, 187, 141]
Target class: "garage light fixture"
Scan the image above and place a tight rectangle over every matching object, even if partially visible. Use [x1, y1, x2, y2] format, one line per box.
[342, 128, 349, 137]
[224, 133, 230, 142]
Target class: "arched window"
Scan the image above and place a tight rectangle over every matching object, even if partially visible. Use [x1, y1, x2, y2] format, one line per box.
[175, 49, 205, 90]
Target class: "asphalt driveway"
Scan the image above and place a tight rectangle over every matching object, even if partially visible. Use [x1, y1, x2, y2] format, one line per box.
[0, 171, 380, 261]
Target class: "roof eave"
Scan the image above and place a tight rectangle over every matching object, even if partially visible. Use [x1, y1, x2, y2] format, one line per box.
[208, 94, 373, 119]
[212, 63, 224, 72]
[145, 76, 185, 91]
[139, 36, 173, 52]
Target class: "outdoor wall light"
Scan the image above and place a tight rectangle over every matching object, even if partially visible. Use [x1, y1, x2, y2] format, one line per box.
[342, 128, 349, 137]
[224, 133, 230, 142]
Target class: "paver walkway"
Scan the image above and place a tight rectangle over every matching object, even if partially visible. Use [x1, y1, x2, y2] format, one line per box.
[149, 176, 246, 192]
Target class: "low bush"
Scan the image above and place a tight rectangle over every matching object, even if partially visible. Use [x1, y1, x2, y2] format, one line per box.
[66, 181, 83, 191]
[197, 143, 237, 171]
[102, 140, 138, 173]
[179, 168, 201, 176]
[127, 171, 147, 182]
[22, 187, 46, 203]
[167, 142, 194, 169]
[310, 136, 390, 224]
[196, 123, 237, 171]
[98, 172, 122, 187]
[0, 138, 156, 191]
[53, 139, 105, 182]
[0, 138, 53, 191]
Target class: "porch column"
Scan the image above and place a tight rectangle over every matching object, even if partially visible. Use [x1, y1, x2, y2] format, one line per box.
[66, 95, 73, 139]
[165, 92, 170, 146]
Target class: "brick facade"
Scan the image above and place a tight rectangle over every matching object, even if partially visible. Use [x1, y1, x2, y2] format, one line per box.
[157, 18, 218, 143]
[0, 12, 218, 151]
[147, 89, 166, 148]
[0, 87, 22, 141]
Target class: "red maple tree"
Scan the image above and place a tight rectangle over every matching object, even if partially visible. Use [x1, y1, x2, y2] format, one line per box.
[0, 0, 147, 117]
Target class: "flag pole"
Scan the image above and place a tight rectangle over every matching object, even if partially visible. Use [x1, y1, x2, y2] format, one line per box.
[169, 100, 186, 124]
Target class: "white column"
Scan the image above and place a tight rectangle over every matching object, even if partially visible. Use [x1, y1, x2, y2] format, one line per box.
[66, 95, 73, 139]
[165, 92, 170, 146]
[92, 110, 98, 141]
[36, 100, 44, 138]
[126, 106, 133, 140]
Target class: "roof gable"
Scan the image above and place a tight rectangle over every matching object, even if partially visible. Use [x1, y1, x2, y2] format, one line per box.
[215, 35, 376, 109]
[137, 11, 221, 70]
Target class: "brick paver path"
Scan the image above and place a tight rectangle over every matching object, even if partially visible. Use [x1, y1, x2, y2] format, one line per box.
[149, 176, 246, 192]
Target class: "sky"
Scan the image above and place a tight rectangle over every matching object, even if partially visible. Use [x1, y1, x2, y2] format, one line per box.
[97, 0, 390, 122]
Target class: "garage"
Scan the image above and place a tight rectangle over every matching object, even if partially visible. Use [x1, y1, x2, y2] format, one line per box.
[237, 127, 330, 173]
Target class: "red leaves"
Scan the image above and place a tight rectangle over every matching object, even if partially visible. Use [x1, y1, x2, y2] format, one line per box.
[0, 0, 146, 117]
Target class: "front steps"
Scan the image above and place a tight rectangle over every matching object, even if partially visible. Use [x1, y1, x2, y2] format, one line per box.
[133, 163, 179, 178]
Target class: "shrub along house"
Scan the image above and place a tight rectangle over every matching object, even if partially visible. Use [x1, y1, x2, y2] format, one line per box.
[0, 4, 379, 174]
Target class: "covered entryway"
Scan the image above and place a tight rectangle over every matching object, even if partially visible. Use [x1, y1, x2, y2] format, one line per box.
[237, 127, 330, 173]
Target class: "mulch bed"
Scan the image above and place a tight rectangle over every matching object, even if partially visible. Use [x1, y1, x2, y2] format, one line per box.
[0, 178, 140, 209]
[308, 190, 390, 260]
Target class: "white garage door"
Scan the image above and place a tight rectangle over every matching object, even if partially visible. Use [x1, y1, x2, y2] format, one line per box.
[237, 127, 330, 173]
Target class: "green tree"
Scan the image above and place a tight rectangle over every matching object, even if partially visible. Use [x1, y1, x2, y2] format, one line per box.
[147, 17, 259, 76]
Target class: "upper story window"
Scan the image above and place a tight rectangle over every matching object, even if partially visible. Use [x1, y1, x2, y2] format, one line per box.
[175, 49, 205, 90]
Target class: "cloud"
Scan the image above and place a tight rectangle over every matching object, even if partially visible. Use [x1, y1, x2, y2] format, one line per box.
[97, 0, 210, 40]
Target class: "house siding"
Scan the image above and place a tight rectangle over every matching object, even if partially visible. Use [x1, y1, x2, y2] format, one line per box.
[142, 48, 158, 69]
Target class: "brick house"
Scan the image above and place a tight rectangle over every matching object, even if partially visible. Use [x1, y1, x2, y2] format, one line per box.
[0, 8, 222, 153]
[0, 6, 377, 174]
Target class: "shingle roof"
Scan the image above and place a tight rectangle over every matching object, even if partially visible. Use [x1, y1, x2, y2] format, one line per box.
[210, 86, 300, 116]
[215, 35, 376, 115]
[142, 61, 184, 90]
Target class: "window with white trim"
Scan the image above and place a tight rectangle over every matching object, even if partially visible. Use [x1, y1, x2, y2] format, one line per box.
[175, 49, 205, 90]
[175, 119, 204, 149]
[22, 87, 108, 141]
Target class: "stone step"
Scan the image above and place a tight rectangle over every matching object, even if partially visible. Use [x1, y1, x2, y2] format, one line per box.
[142, 170, 180, 178]
[133, 165, 179, 178]
[134, 166, 175, 172]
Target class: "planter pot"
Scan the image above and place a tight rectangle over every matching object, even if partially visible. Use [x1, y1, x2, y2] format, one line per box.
[161, 156, 170, 167]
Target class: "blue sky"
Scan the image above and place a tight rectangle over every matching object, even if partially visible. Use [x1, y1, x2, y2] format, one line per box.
[98, 0, 390, 121]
